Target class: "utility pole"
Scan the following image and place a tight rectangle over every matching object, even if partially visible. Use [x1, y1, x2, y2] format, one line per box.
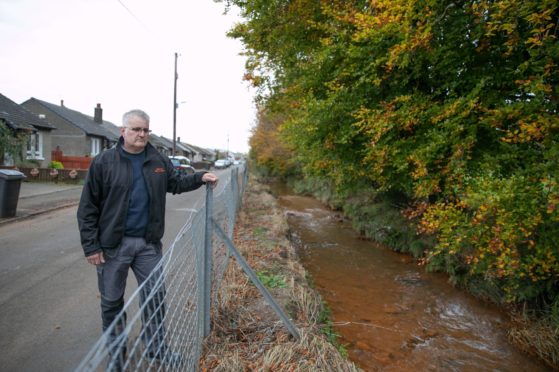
[173, 52, 178, 156]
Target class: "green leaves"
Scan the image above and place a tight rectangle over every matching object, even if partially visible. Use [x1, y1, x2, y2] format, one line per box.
[256, 271, 287, 289]
[227, 0, 559, 303]
[0, 121, 26, 164]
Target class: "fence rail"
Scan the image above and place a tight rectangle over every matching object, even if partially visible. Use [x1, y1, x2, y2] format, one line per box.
[52, 149, 93, 170]
[76, 165, 298, 371]
[5, 167, 87, 183]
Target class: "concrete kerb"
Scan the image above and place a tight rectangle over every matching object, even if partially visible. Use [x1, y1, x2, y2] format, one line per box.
[0, 200, 81, 226]
[0, 182, 83, 226]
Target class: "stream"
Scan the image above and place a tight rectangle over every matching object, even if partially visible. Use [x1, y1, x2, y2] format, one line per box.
[271, 183, 550, 371]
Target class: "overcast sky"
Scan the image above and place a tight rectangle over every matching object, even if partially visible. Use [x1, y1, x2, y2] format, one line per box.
[0, 0, 255, 153]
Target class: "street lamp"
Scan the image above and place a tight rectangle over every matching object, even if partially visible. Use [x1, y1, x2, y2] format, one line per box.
[173, 52, 179, 156]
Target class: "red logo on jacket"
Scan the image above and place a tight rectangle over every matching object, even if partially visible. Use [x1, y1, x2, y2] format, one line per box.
[154, 167, 166, 174]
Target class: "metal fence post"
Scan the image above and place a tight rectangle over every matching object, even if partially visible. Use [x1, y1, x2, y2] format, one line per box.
[233, 167, 239, 214]
[204, 183, 213, 336]
[199, 184, 213, 341]
[244, 164, 248, 188]
[228, 169, 236, 240]
[212, 220, 301, 341]
[77, 167, 250, 371]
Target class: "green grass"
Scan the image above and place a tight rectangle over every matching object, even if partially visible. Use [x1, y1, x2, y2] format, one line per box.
[253, 226, 268, 236]
[256, 271, 287, 288]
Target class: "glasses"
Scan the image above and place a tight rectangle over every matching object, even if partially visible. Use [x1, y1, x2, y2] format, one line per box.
[125, 127, 151, 134]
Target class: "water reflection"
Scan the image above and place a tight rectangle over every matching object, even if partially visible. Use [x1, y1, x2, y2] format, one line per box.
[273, 186, 549, 371]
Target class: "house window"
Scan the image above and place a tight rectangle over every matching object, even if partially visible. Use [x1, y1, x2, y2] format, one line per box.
[27, 132, 44, 160]
[91, 138, 101, 156]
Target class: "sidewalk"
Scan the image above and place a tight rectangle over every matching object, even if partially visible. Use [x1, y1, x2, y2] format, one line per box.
[0, 181, 83, 226]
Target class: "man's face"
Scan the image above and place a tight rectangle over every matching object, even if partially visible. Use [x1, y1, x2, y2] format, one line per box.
[121, 115, 150, 153]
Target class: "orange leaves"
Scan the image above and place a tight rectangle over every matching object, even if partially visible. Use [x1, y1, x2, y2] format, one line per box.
[418, 200, 467, 235]
[501, 120, 545, 143]
[408, 155, 428, 180]
[418, 172, 559, 300]
[402, 200, 429, 220]
[353, 106, 393, 147]
[525, 7, 557, 48]
[499, 113, 558, 144]
[482, 99, 558, 145]
[243, 72, 264, 87]
[431, 99, 462, 125]
[469, 0, 558, 57]
[348, 0, 409, 40]
[385, 22, 432, 72]
[431, 97, 480, 125]
[249, 107, 295, 175]
[327, 0, 433, 72]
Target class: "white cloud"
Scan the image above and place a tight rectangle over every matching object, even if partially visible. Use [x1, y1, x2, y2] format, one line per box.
[0, 0, 255, 153]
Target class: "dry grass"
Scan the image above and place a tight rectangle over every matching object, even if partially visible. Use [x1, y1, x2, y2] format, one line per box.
[508, 309, 559, 370]
[200, 174, 360, 371]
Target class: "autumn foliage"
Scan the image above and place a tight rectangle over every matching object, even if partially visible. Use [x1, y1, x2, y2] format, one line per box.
[220, 0, 558, 310]
[249, 107, 295, 176]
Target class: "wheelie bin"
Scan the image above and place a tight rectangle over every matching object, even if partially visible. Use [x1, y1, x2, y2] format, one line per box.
[0, 169, 26, 218]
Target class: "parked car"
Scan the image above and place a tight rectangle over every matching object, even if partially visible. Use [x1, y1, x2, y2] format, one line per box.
[214, 159, 228, 169]
[170, 155, 191, 165]
[169, 156, 195, 175]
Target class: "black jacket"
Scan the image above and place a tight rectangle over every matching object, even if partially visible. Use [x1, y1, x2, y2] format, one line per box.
[77, 138, 206, 256]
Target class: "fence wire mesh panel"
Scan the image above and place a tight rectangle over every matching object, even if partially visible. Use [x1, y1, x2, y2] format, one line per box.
[211, 168, 237, 299]
[76, 165, 246, 372]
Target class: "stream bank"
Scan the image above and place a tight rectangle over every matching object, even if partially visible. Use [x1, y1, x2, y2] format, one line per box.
[271, 180, 551, 371]
[200, 176, 359, 371]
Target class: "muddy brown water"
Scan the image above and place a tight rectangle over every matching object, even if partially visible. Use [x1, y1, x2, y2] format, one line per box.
[271, 183, 550, 371]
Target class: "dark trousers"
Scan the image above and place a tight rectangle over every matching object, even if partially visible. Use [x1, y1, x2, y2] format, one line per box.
[97, 236, 165, 357]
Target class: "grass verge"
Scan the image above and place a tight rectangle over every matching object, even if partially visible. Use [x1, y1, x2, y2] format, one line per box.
[200, 174, 359, 371]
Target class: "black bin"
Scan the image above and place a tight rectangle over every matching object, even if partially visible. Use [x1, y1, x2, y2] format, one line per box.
[0, 169, 26, 218]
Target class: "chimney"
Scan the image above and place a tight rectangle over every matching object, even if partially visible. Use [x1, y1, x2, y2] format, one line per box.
[60, 99, 64, 107]
[177, 136, 181, 142]
[94, 103, 103, 123]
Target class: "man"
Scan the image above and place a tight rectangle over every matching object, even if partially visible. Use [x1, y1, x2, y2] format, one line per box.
[77, 109, 218, 369]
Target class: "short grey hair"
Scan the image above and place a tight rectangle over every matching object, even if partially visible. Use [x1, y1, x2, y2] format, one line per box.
[122, 109, 150, 126]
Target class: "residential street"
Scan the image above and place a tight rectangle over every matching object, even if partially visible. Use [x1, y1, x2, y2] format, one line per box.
[0, 180, 217, 372]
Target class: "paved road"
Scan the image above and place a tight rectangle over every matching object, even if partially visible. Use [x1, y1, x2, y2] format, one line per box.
[0, 170, 229, 372]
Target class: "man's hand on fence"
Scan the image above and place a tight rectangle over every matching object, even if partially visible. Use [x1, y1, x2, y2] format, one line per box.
[202, 172, 219, 189]
[87, 252, 105, 265]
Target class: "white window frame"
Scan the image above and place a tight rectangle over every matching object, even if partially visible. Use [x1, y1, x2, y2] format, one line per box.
[91, 137, 101, 156]
[26, 131, 44, 160]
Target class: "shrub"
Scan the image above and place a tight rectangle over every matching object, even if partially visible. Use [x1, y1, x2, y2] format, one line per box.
[49, 160, 64, 169]
[16, 159, 41, 168]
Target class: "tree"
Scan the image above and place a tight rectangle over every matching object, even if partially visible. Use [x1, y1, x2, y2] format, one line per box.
[222, 0, 559, 303]
[0, 121, 26, 165]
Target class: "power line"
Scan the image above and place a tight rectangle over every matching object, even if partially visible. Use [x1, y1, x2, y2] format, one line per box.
[115, 0, 152, 33]
[114, 0, 181, 55]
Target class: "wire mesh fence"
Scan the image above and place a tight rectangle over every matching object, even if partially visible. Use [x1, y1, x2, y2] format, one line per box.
[76, 165, 246, 372]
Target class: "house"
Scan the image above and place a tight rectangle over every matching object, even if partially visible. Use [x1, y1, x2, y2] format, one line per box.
[0, 93, 57, 167]
[178, 141, 201, 162]
[98, 114, 122, 141]
[22, 99, 118, 158]
[156, 135, 175, 156]
[199, 147, 216, 162]
[162, 136, 193, 159]
[180, 142, 215, 162]
[148, 133, 172, 155]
